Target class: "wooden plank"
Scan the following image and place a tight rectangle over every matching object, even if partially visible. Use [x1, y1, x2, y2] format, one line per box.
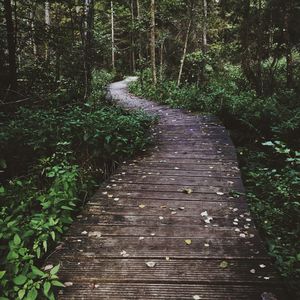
[56, 258, 278, 284]
[58, 236, 267, 259]
[58, 283, 285, 300]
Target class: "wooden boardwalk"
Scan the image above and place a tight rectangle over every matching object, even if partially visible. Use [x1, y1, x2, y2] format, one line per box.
[49, 79, 284, 299]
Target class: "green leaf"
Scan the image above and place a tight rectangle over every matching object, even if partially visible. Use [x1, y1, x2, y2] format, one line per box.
[31, 265, 45, 277]
[14, 234, 21, 245]
[262, 141, 274, 147]
[13, 274, 27, 285]
[51, 280, 65, 287]
[43, 282, 51, 296]
[297, 253, 300, 261]
[0, 271, 6, 279]
[50, 264, 60, 275]
[27, 287, 38, 300]
[18, 289, 26, 299]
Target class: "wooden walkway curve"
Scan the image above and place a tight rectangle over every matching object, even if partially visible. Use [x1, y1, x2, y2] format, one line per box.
[50, 78, 285, 299]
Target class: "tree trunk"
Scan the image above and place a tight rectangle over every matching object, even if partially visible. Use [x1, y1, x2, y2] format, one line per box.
[29, 10, 37, 57]
[150, 0, 157, 85]
[111, 1, 115, 70]
[131, 0, 136, 73]
[284, 2, 293, 88]
[4, 0, 17, 92]
[45, 1, 50, 60]
[159, 38, 164, 81]
[83, 0, 94, 100]
[203, 0, 207, 52]
[136, 0, 142, 65]
[177, 19, 192, 86]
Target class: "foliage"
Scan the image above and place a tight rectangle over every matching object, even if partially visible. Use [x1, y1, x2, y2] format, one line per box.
[242, 141, 300, 295]
[0, 70, 155, 299]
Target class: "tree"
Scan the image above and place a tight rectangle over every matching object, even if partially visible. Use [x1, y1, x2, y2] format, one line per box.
[150, 0, 157, 85]
[4, 0, 17, 93]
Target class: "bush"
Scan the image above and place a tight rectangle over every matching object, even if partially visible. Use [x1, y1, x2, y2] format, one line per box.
[0, 70, 155, 299]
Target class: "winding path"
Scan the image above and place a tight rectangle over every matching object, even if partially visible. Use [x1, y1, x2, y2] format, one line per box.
[50, 79, 284, 299]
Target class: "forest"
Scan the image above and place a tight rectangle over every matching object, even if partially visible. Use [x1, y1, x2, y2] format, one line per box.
[1, 0, 299, 299]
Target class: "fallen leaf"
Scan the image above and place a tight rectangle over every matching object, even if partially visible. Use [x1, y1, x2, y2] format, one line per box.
[219, 261, 228, 268]
[88, 231, 102, 238]
[81, 231, 88, 235]
[193, 295, 201, 300]
[185, 239, 192, 245]
[43, 264, 53, 271]
[146, 261, 156, 268]
[250, 269, 256, 274]
[179, 207, 185, 210]
[165, 256, 170, 261]
[216, 192, 224, 195]
[139, 204, 146, 208]
[120, 250, 129, 257]
[159, 216, 164, 220]
[259, 264, 266, 268]
[64, 282, 73, 287]
[181, 188, 193, 194]
[139, 236, 145, 240]
[201, 211, 208, 217]
[113, 197, 119, 201]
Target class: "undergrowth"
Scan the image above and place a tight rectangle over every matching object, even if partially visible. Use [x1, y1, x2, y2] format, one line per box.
[0, 70, 155, 299]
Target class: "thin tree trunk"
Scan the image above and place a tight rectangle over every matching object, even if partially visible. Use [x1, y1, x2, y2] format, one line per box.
[111, 1, 115, 70]
[177, 19, 192, 86]
[83, 0, 94, 100]
[136, 0, 142, 65]
[30, 10, 37, 57]
[150, 0, 157, 85]
[284, 2, 293, 88]
[45, 1, 50, 60]
[4, 0, 17, 92]
[131, 0, 136, 73]
[203, 0, 207, 52]
[160, 39, 164, 81]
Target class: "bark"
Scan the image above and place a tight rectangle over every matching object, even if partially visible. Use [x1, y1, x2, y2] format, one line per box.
[203, 0, 207, 52]
[159, 38, 164, 81]
[136, 0, 142, 65]
[150, 0, 157, 85]
[4, 0, 17, 92]
[284, 1, 293, 88]
[177, 19, 192, 86]
[131, 0, 136, 73]
[45, 1, 50, 60]
[29, 10, 37, 57]
[83, 0, 94, 100]
[111, 1, 115, 70]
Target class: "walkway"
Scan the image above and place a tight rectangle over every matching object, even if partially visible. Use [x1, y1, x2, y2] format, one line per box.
[50, 79, 284, 299]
